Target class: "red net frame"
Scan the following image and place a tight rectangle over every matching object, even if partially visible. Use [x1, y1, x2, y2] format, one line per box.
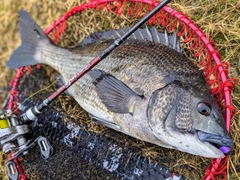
[7, 0, 237, 179]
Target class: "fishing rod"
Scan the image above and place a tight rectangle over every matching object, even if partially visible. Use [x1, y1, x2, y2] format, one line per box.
[1, 1, 171, 178]
[1, 0, 171, 165]
[20, 0, 171, 122]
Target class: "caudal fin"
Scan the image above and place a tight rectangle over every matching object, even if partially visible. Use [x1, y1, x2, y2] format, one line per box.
[7, 10, 49, 69]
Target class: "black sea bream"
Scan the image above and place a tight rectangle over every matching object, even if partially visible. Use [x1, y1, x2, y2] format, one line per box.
[7, 10, 233, 158]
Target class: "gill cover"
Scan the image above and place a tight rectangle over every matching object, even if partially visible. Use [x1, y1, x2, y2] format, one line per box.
[147, 83, 185, 144]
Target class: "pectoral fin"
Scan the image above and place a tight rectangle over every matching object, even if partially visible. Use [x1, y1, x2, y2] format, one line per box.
[88, 69, 144, 114]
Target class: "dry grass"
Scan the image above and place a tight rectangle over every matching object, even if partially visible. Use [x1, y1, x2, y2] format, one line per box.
[0, 0, 239, 179]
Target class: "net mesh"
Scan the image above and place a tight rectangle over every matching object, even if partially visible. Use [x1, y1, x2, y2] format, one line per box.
[4, 0, 238, 180]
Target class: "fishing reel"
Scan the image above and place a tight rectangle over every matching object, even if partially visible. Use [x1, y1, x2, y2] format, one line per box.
[0, 108, 53, 180]
[0, 109, 30, 154]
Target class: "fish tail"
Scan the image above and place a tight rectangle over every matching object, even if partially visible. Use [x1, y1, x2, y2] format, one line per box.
[7, 10, 50, 69]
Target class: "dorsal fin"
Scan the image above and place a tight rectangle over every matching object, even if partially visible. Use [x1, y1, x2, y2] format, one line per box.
[79, 26, 182, 53]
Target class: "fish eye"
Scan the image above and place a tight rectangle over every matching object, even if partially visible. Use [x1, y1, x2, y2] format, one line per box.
[197, 102, 211, 116]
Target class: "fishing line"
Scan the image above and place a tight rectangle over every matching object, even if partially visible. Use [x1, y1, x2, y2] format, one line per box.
[12, 80, 57, 112]
[21, 80, 57, 105]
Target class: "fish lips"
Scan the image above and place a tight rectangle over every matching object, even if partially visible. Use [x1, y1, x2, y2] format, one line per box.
[197, 131, 234, 148]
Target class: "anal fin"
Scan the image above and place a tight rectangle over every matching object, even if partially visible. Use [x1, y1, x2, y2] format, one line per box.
[89, 113, 121, 130]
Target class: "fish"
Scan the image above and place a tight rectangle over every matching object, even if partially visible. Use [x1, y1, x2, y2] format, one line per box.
[7, 10, 233, 158]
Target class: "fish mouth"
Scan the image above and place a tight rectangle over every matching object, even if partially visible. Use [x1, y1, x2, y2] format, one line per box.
[197, 131, 233, 150]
